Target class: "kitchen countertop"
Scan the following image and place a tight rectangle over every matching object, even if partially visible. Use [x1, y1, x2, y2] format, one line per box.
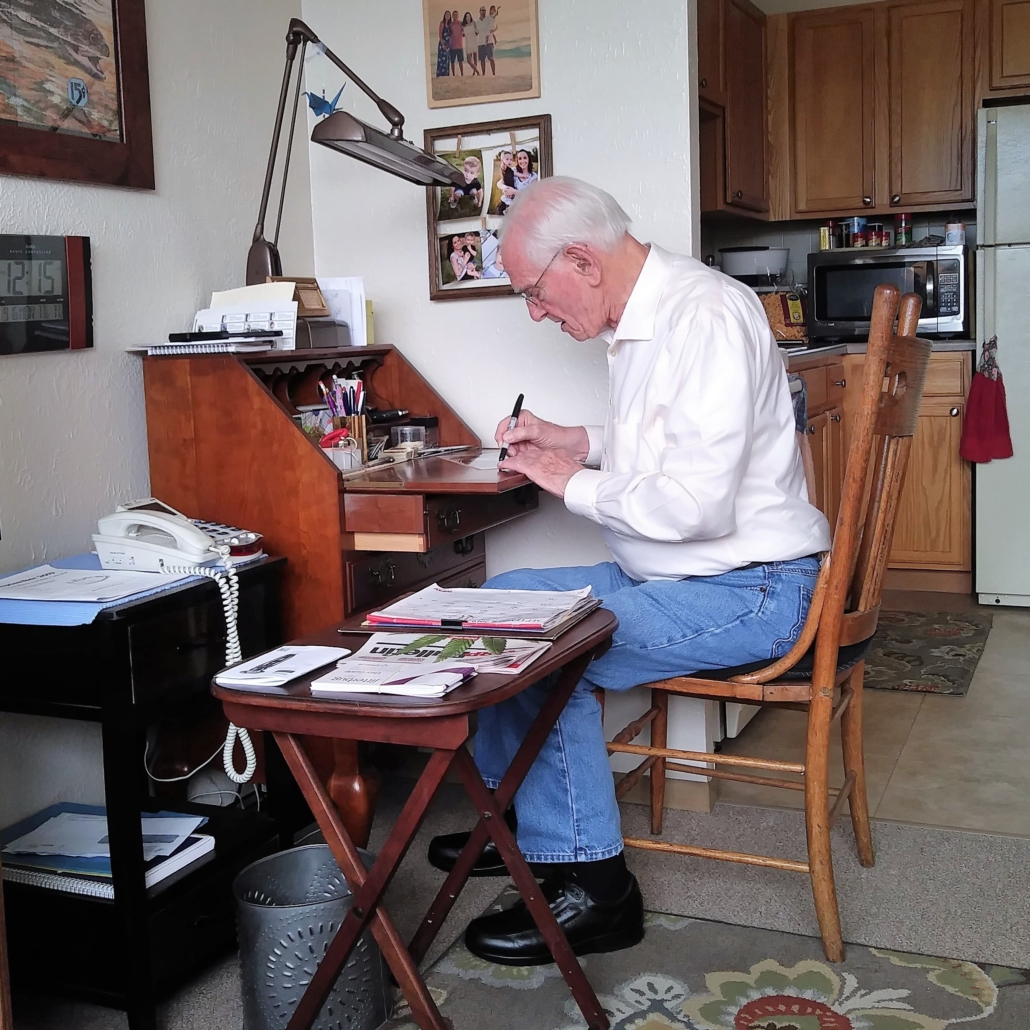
[781, 338, 976, 368]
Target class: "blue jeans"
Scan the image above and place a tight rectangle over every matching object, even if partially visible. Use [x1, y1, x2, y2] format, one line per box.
[474, 558, 820, 864]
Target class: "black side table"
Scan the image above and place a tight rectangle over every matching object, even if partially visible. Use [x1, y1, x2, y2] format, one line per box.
[0, 557, 297, 1030]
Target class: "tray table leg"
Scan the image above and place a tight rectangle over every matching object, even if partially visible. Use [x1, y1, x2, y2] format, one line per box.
[274, 734, 456, 1030]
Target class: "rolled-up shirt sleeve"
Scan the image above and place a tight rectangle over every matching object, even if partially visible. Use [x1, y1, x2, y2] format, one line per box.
[564, 301, 757, 544]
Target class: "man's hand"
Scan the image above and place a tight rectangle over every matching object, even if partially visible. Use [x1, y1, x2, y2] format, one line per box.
[499, 443, 583, 499]
[494, 409, 589, 461]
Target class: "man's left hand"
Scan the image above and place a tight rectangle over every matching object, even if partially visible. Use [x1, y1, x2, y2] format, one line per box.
[499, 444, 582, 499]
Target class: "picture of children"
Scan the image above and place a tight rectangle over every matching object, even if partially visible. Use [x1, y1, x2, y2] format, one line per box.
[440, 233, 483, 285]
[436, 150, 486, 221]
[480, 230, 507, 279]
[490, 148, 516, 215]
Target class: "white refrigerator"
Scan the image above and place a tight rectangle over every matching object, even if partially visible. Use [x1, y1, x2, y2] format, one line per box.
[976, 104, 1030, 606]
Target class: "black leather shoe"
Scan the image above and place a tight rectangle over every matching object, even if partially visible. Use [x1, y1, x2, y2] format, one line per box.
[427, 808, 518, 878]
[463, 872, 645, 966]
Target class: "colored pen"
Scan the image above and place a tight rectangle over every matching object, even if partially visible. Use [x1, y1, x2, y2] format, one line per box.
[497, 393, 524, 463]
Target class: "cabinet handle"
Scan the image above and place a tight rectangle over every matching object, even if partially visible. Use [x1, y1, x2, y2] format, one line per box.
[891, 194, 901, 205]
[830, 413, 842, 422]
[437, 508, 462, 532]
[735, 190, 743, 199]
[833, 378, 846, 387]
[950, 407, 960, 417]
[700, 76, 708, 88]
[807, 425, 817, 434]
[862, 196, 872, 205]
[454, 536, 475, 557]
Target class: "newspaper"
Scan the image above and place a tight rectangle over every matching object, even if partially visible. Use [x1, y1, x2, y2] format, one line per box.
[365, 584, 595, 632]
[309, 632, 551, 698]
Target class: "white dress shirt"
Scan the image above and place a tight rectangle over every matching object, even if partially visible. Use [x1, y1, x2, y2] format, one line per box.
[563, 244, 831, 581]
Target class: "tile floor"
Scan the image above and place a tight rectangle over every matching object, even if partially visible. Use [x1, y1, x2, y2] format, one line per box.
[717, 592, 1030, 837]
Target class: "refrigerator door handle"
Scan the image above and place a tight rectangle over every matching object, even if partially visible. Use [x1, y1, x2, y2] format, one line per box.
[978, 110, 999, 246]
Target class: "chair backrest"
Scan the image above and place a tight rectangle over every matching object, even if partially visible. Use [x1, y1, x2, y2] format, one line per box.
[811, 285, 931, 687]
[737, 284, 931, 689]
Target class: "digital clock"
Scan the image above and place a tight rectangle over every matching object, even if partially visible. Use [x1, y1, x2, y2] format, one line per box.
[0, 235, 92, 355]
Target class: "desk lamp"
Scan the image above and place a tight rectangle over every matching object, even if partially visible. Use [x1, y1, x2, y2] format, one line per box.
[247, 18, 465, 285]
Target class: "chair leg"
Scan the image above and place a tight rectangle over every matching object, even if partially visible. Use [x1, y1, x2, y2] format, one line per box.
[649, 690, 669, 835]
[840, 662, 875, 868]
[804, 691, 844, 962]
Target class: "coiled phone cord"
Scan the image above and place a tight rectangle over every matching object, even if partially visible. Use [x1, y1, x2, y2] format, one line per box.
[160, 549, 257, 784]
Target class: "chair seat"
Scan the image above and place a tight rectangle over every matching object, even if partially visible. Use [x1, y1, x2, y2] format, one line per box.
[698, 636, 873, 684]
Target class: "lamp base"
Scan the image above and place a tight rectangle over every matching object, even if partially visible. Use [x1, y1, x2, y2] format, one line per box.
[246, 237, 283, 285]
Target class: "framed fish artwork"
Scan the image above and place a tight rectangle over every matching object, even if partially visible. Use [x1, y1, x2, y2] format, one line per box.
[0, 0, 154, 189]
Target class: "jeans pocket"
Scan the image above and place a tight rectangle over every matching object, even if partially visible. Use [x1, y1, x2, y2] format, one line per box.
[769, 581, 813, 658]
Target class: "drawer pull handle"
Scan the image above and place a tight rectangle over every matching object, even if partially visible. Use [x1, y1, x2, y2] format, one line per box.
[834, 378, 846, 388]
[830, 413, 841, 422]
[700, 77, 708, 88]
[437, 508, 462, 533]
[369, 563, 396, 586]
[950, 407, 960, 417]
[454, 536, 476, 557]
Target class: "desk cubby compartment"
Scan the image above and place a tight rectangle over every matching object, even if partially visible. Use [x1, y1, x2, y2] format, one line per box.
[249, 351, 384, 415]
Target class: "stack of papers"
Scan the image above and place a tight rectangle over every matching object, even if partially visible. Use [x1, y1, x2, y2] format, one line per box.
[214, 645, 351, 691]
[310, 632, 551, 698]
[365, 584, 599, 634]
[0, 565, 192, 603]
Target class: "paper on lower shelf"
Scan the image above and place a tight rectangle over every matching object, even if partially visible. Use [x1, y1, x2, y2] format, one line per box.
[3, 812, 206, 863]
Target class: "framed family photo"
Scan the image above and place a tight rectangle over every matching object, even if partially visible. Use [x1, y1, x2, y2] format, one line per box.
[422, 0, 541, 109]
[425, 114, 552, 301]
[0, 0, 154, 188]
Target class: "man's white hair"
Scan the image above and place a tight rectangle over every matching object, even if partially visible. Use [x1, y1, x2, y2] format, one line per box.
[500, 176, 632, 267]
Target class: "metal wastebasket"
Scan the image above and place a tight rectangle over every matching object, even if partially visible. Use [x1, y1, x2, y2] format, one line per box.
[234, 844, 389, 1030]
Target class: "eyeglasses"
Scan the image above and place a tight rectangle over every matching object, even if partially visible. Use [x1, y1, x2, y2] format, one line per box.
[515, 247, 565, 308]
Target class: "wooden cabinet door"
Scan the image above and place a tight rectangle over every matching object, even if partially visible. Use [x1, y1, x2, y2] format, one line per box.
[889, 398, 971, 569]
[825, 407, 845, 529]
[887, 0, 975, 208]
[990, 0, 1030, 92]
[698, 0, 727, 105]
[807, 411, 829, 519]
[724, 0, 769, 212]
[792, 7, 877, 214]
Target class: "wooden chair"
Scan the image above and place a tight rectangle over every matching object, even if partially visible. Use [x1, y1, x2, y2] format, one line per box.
[607, 284, 931, 962]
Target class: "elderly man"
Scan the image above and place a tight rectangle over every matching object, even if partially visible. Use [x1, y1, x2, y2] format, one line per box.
[428, 177, 830, 965]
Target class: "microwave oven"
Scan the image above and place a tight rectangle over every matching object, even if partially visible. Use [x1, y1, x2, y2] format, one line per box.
[807, 245, 969, 341]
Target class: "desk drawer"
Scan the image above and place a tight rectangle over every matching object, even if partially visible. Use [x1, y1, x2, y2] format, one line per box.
[345, 535, 485, 614]
[348, 486, 538, 552]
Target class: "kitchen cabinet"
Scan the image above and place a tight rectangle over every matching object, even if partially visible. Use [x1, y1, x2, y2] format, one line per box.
[887, 0, 975, 208]
[698, 0, 768, 217]
[791, 7, 877, 214]
[778, 0, 975, 218]
[841, 351, 971, 582]
[698, 0, 727, 106]
[724, 0, 769, 213]
[983, 0, 1030, 96]
[795, 359, 847, 528]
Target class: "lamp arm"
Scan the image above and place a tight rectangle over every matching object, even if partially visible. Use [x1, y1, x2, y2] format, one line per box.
[252, 37, 301, 243]
[286, 18, 406, 140]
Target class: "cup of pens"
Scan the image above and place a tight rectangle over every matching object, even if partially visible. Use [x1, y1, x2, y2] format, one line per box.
[319, 376, 367, 462]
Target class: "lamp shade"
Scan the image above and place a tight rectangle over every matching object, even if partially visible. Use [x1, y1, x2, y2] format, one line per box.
[311, 112, 465, 187]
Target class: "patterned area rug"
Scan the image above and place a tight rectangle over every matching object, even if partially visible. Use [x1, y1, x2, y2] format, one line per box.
[384, 900, 1030, 1029]
[864, 611, 993, 695]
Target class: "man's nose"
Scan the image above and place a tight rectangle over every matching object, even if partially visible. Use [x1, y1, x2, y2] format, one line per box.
[527, 304, 547, 323]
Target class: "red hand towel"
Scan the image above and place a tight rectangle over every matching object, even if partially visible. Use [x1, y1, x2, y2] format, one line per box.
[960, 337, 1014, 463]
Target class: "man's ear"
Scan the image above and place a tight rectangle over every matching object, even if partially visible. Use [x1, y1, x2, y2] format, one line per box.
[564, 244, 603, 286]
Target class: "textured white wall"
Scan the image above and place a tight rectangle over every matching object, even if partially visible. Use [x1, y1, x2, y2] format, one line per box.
[0, 0, 314, 826]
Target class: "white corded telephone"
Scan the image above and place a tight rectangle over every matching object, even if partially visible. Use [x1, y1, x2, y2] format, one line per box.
[93, 499, 265, 787]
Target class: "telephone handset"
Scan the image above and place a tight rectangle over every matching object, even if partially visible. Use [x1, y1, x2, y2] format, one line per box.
[93, 498, 264, 787]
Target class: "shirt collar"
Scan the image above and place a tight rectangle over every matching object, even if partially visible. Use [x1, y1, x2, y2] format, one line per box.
[601, 244, 673, 347]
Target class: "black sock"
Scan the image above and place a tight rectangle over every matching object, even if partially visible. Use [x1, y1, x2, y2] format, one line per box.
[566, 852, 631, 903]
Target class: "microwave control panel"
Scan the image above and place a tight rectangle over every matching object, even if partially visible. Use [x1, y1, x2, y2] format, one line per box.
[937, 260, 962, 316]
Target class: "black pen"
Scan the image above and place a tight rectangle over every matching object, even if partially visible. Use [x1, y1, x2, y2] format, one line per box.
[497, 393, 524, 463]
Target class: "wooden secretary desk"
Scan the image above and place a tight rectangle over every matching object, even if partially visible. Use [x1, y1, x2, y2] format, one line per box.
[142, 345, 539, 842]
